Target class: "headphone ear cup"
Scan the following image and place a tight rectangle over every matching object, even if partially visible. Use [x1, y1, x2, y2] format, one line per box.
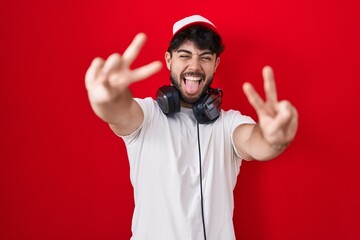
[156, 86, 181, 115]
[193, 88, 223, 124]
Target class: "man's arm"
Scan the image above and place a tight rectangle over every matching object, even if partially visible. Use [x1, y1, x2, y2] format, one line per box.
[233, 66, 298, 161]
[85, 33, 162, 136]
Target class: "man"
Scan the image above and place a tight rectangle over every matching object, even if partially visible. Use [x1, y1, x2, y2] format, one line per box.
[85, 15, 298, 240]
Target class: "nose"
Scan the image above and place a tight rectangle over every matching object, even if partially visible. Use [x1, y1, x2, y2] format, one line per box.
[187, 55, 202, 71]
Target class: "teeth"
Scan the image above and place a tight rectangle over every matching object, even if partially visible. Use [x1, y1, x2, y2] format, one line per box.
[184, 76, 201, 81]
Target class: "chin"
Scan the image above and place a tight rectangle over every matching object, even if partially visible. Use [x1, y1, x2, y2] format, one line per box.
[180, 92, 202, 104]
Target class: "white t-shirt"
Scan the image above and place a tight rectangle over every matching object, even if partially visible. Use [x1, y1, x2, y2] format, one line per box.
[120, 97, 255, 240]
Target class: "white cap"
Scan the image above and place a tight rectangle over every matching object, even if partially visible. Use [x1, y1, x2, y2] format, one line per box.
[172, 15, 219, 36]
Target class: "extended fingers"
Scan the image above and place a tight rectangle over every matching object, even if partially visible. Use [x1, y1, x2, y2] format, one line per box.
[130, 60, 163, 83]
[99, 33, 147, 76]
[243, 82, 265, 113]
[263, 66, 278, 105]
[122, 33, 147, 68]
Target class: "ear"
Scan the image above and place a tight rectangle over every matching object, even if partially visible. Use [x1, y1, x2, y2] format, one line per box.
[164, 51, 172, 70]
[214, 57, 220, 72]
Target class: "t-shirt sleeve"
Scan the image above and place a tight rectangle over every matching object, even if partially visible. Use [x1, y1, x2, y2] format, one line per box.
[118, 97, 155, 144]
[226, 110, 256, 159]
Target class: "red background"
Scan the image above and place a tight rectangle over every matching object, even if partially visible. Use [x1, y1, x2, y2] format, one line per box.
[1, 0, 359, 239]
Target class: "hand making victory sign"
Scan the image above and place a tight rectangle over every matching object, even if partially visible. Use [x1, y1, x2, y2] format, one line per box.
[85, 33, 162, 104]
[85, 33, 162, 135]
[241, 66, 298, 157]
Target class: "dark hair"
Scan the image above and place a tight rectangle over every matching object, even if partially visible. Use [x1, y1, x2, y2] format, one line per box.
[167, 25, 224, 57]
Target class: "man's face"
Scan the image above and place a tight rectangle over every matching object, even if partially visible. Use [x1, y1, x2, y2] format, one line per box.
[165, 40, 220, 106]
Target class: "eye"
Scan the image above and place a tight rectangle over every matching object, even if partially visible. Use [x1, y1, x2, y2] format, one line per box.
[179, 55, 191, 59]
[201, 56, 212, 61]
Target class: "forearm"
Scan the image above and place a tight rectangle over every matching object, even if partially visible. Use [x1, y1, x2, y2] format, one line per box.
[234, 124, 289, 161]
[88, 88, 144, 136]
[245, 125, 288, 161]
[89, 87, 132, 124]
[240, 66, 298, 160]
[88, 88, 134, 125]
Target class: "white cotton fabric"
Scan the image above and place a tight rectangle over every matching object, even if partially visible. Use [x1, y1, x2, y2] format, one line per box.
[172, 15, 217, 35]
[120, 97, 255, 240]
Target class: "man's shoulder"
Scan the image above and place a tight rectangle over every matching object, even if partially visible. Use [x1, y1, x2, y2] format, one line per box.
[220, 108, 241, 117]
[133, 97, 159, 110]
[219, 108, 256, 125]
[133, 97, 156, 104]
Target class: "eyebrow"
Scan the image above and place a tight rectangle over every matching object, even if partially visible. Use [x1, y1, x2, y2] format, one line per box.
[176, 49, 214, 56]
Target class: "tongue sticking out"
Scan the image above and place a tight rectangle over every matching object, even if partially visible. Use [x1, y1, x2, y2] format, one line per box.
[185, 80, 200, 95]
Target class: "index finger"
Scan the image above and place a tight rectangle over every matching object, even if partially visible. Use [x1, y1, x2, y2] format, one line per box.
[243, 82, 266, 113]
[121, 33, 147, 68]
[263, 66, 278, 105]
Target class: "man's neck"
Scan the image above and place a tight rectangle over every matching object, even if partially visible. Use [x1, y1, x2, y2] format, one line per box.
[180, 101, 192, 109]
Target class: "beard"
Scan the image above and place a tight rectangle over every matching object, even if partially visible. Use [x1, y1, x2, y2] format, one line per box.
[170, 71, 214, 104]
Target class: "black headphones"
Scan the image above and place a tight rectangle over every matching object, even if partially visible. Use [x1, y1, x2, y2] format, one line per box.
[156, 86, 223, 124]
